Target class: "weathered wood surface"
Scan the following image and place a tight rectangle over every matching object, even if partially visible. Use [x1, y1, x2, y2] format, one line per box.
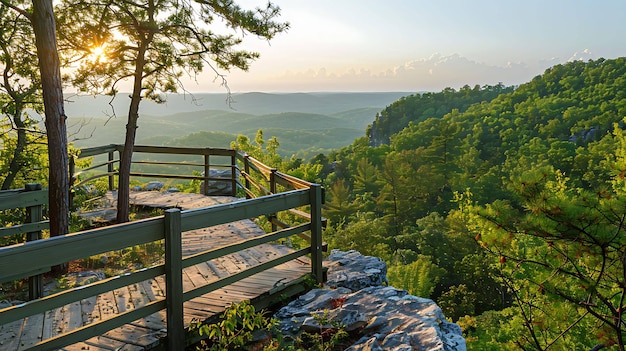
[0, 193, 310, 350]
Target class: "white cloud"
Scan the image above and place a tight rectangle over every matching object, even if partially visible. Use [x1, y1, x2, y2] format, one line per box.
[567, 49, 593, 62]
[255, 50, 607, 92]
[188, 50, 607, 93]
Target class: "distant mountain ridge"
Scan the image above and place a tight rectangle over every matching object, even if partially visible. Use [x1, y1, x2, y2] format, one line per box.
[66, 92, 412, 157]
[64, 91, 412, 117]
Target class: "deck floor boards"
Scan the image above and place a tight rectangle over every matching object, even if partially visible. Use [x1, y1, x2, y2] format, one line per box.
[1, 193, 311, 350]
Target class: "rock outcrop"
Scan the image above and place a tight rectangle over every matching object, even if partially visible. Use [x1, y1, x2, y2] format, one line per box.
[200, 169, 236, 195]
[274, 250, 466, 351]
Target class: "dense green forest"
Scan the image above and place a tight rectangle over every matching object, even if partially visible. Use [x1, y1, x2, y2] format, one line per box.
[311, 57, 626, 350]
[367, 83, 514, 146]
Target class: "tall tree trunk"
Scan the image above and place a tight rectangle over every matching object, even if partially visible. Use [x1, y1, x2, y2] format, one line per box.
[31, 0, 69, 272]
[116, 37, 150, 223]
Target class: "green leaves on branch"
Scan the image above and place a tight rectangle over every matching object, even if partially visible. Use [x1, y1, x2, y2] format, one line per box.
[56, 0, 289, 98]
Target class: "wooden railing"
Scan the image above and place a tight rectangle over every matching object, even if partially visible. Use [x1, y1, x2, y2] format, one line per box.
[0, 184, 48, 300]
[72, 144, 238, 196]
[1, 145, 325, 351]
[71, 144, 325, 229]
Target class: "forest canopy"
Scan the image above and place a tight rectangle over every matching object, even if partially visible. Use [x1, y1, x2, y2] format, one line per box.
[319, 57, 626, 350]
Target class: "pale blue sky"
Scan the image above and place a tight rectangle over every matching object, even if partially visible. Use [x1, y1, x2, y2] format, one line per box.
[193, 0, 626, 92]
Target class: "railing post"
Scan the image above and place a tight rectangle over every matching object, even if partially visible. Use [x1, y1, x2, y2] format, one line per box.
[25, 183, 44, 300]
[270, 169, 277, 231]
[269, 168, 277, 194]
[230, 152, 237, 197]
[243, 155, 251, 199]
[108, 151, 115, 191]
[164, 208, 184, 350]
[309, 184, 324, 284]
[203, 154, 210, 196]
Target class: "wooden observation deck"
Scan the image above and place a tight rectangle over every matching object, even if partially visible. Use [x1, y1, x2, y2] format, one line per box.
[0, 145, 325, 351]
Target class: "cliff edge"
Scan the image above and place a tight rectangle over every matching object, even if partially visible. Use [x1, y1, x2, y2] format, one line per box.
[274, 250, 466, 351]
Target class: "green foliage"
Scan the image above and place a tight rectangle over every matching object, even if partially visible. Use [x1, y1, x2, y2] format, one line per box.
[319, 58, 626, 348]
[196, 300, 278, 351]
[323, 178, 357, 225]
[437, 284, 477, 322]
[0, 1, 47, 190]
[231, 130, 284, 169]
[325, 213, 392, 262]
[368, 83, 513, 145]
[294, 310, 349, 351]
[193, 301, 349, 351]
[387, 255, 446, 298]
[465, 126, 626, 348]
[57, 1, 289, 99]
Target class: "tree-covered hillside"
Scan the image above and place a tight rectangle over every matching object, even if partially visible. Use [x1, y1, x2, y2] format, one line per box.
[314, 57, 626, 350]
[367, 83, 514, 146]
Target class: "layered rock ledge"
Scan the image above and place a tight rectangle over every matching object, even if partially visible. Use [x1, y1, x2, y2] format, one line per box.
[273, 250, 466, 351]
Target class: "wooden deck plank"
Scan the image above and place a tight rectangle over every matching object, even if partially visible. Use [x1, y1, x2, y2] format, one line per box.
[0, 319, 23, 351]
[183, 298, 226, 313]
[182, 267, 199, 291]
[17, 314, 43, 350]
[101, 324, 161, 349]
[193, 262, 219, 282]
[80, 296, 99, 326]
[138, 279, 162, 302]
[206, 259, 231, 278]
[184, 265, 211, 290]
[41, 307, 63, 340]
[65, 301, 84, 333]
[130, 311, 167, 331]
[59, 339, 136, 351]
[114, 287, 133, 314]
[128, 283, 151, 312]
[96, 290, 119, 322]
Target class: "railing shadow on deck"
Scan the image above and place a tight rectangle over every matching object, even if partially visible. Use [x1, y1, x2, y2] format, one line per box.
[0, 145, 325, 351]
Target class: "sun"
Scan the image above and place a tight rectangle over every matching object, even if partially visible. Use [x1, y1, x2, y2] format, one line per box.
[88, 44, 107, 63]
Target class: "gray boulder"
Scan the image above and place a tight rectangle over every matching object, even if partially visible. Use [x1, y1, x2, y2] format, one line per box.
[200, 169, 236, 195]
[274, 250, 466, 351]
[144, 181, 164, 191]
[324, 249, 388, 292]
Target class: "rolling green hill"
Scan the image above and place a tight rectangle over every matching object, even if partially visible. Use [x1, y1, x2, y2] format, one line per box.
[67, 92, 403, 157]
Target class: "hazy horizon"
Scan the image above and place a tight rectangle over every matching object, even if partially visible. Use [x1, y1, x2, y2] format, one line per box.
[66, 1, 626, 95]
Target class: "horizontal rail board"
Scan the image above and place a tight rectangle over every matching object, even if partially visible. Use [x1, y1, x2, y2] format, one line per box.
[0, 265, 166, 325]
[275, 172, 313, 190]
[181, 189, 310, 231]
[73, 159, 118, 174]
[1, 266, 49, 286]
[128, 172, 232, 181]
[0, 189, 48, 210]
[241, 155, 273, 176]
[0, 217, 165, 283]
[133, 145, 235, 156]
[239, 172, 271, 195]
[0, 221, 49, 238]
[77, 144, 120, 158]
[31, 299, 167, 351]
[74, 172, 117, 187]
[131, 160, 205, 167]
